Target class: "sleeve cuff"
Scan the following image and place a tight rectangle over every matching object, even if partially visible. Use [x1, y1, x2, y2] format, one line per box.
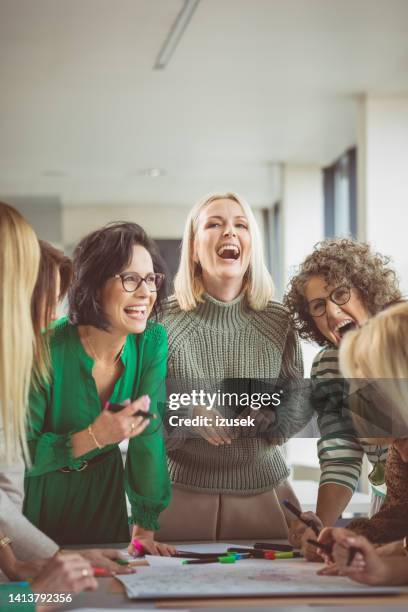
[128, 504, 161, 531]
[52, 432, 84, 469]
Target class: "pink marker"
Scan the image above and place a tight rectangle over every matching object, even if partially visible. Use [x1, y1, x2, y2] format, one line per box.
[132, 538, 145, 555]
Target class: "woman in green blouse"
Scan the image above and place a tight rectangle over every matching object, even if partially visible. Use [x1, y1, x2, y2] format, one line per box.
[23, 222, 173, 555]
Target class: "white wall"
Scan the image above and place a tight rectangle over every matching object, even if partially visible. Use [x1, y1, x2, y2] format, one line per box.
[63, 204, 191, 246]
[358, 95, 408, 294]
[63, 203, 266, 250]
[281, 164, 324, 374]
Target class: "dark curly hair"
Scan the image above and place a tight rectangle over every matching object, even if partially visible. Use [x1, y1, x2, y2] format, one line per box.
[283, 238, 401, 347]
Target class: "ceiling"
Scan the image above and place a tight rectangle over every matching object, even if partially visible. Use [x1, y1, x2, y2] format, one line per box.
[0, 0, 407, 208]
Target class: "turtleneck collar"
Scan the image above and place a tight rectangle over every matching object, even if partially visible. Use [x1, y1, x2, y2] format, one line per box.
[192, 292, 250, 330]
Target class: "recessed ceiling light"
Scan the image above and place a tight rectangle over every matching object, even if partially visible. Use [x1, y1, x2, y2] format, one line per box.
[139, 168, 166, 178]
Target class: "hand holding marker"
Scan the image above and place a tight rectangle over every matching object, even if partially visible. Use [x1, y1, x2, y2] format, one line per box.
[307, 538, 359, 566]
[106, 401, 156, 420]
[283, 499, 321, 537]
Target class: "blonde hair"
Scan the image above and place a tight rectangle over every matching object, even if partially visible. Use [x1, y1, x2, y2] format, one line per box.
[339, 302, 408, 432]
[0, 202, 40, 464]
[174, 192, 274, 311]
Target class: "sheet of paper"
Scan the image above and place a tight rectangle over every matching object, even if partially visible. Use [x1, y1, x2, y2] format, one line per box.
[117, 561, 408, 600]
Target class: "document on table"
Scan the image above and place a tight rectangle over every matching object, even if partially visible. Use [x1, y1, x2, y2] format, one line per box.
[117, 562, 408, 600]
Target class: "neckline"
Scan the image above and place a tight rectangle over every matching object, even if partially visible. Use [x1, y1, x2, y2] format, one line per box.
[192, 292, 250, 330]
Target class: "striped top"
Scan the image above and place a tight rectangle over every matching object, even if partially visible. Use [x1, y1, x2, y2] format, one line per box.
[313, 347, 388, 496]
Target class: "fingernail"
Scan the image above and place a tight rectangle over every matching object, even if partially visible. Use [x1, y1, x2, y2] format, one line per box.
[346, 537, 357, 544]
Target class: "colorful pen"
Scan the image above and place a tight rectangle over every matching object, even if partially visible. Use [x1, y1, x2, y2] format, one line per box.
[307, 538, 359, 565]
[93, 567, 111, 577]
[115, 558, 130, 566]
[182, 556, 236, 565]
[253, 542, 293, 552]
[283, 499, 320, 536]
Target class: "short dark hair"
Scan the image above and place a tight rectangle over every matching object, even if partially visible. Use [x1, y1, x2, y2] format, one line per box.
[69, 222, 167, 330]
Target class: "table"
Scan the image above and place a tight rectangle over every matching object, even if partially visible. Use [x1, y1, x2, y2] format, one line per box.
[60, 542, 408, 611]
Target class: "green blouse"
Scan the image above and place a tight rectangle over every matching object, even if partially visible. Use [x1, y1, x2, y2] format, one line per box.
[24, 317, 171, 538]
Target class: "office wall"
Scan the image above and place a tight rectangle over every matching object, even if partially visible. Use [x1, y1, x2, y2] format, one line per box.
[63, 203, 266, 249]
[359, 95, 408, 294]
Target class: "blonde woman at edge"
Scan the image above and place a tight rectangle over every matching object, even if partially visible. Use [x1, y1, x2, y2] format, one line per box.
[158, 192, 304, 541]
[0, 202, 98, 610]
[317, 302, 408, 586]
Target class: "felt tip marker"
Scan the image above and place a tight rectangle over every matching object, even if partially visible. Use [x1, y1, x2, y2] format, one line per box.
[283, 499, 320, 537]
[115, 558, 130, 566]
[182, 556, 236, 565]
[307, 538, 359, 566]
[93, 567, 111, 577]
[105, 402, 156, 420]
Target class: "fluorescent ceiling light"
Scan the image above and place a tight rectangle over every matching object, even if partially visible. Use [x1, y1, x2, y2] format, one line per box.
[154, 0, 200, 70]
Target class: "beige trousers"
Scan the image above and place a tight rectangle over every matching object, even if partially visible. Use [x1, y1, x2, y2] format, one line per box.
[156, 480, 299, 542]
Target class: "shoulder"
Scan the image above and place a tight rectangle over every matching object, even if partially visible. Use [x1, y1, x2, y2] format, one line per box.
[47, 316, 75, 350]
[311, 346, 339, 377]
[161, 294, 182, 318]
[159, 295, 196, 345]
[142, 320, 168, 348]
[250, 301, 293, 346]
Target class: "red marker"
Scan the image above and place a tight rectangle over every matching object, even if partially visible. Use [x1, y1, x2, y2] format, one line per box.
[93, 567, 110, 577]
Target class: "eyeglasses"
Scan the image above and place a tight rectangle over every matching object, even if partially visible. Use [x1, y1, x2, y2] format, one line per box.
[114, 272, 165, 293]
[307, 285, 351, 318]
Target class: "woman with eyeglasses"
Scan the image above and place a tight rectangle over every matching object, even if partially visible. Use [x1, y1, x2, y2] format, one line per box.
[23, 222, 174, 555]
[283, 238, 401, 560]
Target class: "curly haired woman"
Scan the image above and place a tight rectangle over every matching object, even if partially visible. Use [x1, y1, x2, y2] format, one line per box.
[283, 238, 401, 560]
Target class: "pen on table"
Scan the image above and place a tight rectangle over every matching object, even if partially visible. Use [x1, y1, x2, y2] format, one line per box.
[253, 542, 293, 552]
[172, 550, 228, 559]
[182, 556, 236, 565]
[114, 558, 130, 566]
[93, 566, 111, 577]
[227, 547, 300, 559]
[283, 499, 320, 537]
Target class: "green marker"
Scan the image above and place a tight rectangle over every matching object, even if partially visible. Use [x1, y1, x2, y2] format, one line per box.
[274, 551, 302, 559]
[182, 555, 236, 565]
[115, 558, 130, 566]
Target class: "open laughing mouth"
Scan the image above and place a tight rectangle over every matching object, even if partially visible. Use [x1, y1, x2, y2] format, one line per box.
[216, 244, 240, 261]
[124, 305, 147, 320]
[334, 319, 357, 339]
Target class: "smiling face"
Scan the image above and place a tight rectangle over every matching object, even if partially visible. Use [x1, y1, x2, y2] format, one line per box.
[304, 275, 369, 346]
[193, 198, 251, 293]
[100, 244, 156, 336]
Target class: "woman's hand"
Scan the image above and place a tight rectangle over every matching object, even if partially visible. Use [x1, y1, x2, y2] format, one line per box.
[77, 548, 135, 574]
[32, 552, 97, 595]
[128, 526, 176, 557]
[376, 539, 406, 557]
[92, 396, 151, 446]
[288, 511, 323, 560]
[326, 532, 390, 585]
[6, 558, 48, 581]
[191, 405, 232, 446]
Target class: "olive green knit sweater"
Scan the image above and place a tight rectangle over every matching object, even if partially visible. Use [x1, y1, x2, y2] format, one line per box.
[161, 292, 304, 494]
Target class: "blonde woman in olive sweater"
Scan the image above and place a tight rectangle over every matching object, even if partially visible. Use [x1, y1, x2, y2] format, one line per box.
[158, 192, 309, 541]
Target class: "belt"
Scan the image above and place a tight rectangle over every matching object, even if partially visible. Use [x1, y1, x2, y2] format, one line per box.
[59, 448, 114, 473]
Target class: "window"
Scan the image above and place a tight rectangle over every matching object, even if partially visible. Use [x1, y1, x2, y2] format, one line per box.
[324, 147, 356, 238]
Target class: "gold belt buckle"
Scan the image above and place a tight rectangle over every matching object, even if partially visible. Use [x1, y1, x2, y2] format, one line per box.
[59, 461, 88, 473]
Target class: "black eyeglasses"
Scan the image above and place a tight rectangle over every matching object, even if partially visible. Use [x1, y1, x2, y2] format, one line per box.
[114, 272, 165, 293]
[307, 285, 351, 318]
